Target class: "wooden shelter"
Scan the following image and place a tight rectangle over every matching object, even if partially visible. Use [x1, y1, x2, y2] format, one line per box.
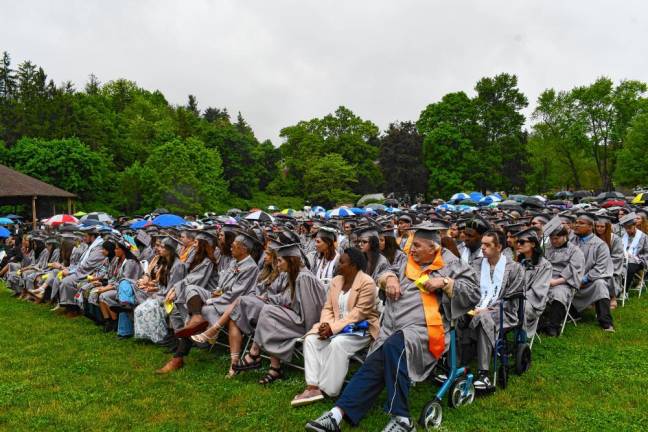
[0, 164, 76, 227]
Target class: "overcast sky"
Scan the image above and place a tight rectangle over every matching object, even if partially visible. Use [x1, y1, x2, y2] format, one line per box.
[3, 0, 648, 143]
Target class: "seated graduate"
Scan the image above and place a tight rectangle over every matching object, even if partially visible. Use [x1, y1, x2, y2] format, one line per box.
[305, 222, 479, 432]
[355, 226, 390, 284]
[594, 214, 624, 309]
[8, 235, 47, 297]
[292, 247, 379, 407]
[379, 226, 407, 269]
[619, 212, 648, 292]
[4, 234, 33, 294]
[459, 217, 489, 265]
[539, 225, 585, 336]
[95, 237, 143, 331]
[190, 243, 285, 377]
[156, 230, 259, 374]
[572, 213, 615, 332]
[21, 236, 60, 299]
[57, 226, 106, 316]
[514, 227, 552, 340]
[311, 226, 341, 288]
[234, 243, 326, 385]
[457, 230, 525, 391]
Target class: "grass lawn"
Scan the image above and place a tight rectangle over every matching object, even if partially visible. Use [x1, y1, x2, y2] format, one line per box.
[1, 282, 647, 432]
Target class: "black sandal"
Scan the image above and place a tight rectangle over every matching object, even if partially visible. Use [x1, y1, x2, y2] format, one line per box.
[232, 352, 262, 372]
[259, 366, 283, 385]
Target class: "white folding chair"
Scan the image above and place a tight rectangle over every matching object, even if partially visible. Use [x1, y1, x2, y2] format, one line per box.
[619, 255, 628, 307]
[560, 289, 580, 336]
[629, 269, 645, 298]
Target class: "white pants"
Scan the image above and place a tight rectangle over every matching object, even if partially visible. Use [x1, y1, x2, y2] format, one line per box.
[303, 333, 371, 397]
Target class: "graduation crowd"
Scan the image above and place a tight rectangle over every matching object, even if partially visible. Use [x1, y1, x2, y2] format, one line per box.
[1, 201, 646, 432]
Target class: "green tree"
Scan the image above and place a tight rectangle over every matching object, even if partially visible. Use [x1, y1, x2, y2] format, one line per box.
[615, 113, 648, 187]
[303, 153, 358, 208]
[379, 121, 427, 198]
[7, 137, 111, 201]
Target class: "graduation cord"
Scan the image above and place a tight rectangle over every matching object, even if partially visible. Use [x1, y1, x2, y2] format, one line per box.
[387, 346, 407, 416]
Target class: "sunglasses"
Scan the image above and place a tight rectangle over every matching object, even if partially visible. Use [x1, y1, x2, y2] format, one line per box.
[516, 239, 532, 245]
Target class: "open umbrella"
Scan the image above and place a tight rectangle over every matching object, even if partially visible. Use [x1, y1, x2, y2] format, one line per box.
[384, 207, 402, 213]
[0, 217, 15, 225]
[73, 211, 87, 217]
[458, 199, 477, 207]
[478, 195, 501, 206]
[595, 191, 625, 202]
[81, 212, 113, 224]
[227, 208, 243, 216]
[349, 207, 366, 215]
[522, 196, 546, 208]
[130, 219, 150, 229]
[469, 191, 484, 202]
[450, 192, 470, 202]
[601, 199, 626, 208]
[327, 207, 355, 218]
[555, 191, 574, 199]
[632, 193, 647, 205]
[45, 214, 79, 227]
[573, 190, 592, 198]
[152, 214, 186, 227]
[365, 203, 386, 211]
[280, 208, 296, 216]
[0, 227, 10, 238]
[245, 210, 274, 223]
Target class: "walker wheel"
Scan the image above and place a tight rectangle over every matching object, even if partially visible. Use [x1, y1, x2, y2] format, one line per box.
[448, 378, 476, 408]
[515, 343, 532, 375]
[418, 400, 443, 430]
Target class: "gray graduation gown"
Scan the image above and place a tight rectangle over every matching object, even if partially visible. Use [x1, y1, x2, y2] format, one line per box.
[463, 257, 525, 351]
[520, 257, 552, 338]
[609, 234, 625, 296]
[201, 255, 260, 325]
[573, 235, 612, 311]
[170, 257, 217, 329]
[459, 244, 483, 265]
[376, 249, 480, 382]
[97, 258, 144, 307]
[254, 269, 327, 362]
[230, 273, 289, 335]
[370, 254, 391, 283]
[623, 231, 648, 267]
[59, 242, 105, 306]
[21, 248, 52, 291]
[544, 242, 585, 308]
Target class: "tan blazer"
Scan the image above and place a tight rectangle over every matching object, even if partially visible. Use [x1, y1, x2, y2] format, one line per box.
[308, 271, 380, 340]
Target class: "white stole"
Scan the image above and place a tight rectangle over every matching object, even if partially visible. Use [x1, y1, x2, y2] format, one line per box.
[76, 237, 104, 271]
[622, 229, 644, 257]
[477, 254, 507, 308]
[461, 246, 483, 264]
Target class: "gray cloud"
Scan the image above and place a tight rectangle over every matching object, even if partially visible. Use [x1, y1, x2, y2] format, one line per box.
[2, 0, 647, 143]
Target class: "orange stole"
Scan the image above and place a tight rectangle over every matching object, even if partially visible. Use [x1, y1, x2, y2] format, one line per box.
[405, 252, 446, 359]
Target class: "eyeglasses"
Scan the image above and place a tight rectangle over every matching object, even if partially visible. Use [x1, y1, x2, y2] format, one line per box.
[357, 240, 369, 245]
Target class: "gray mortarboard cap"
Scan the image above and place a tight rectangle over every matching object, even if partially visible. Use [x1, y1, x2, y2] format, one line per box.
[380, 225, 396, 238]
[316, 226, 338, 241]
[543, 216, 564, 237]
[558, 212, 575, 223]
[136, 230, 152, 247]
[275, 243, 302, 258]
[398, 214, 413, 224]
[161, 236, 181, 253]
[221, 224, 241, 233]
[354, 225, 380, 239]
[513, 226, 541, 242]
[45, 236, 60, 245]
[575, 212, 596, 224]
[278, 229, 301, 245]
[195, 231, 218, 246]
[465, 216, 491, 234]
[411, 221, 446, 241]
[596, 214, 614, 225]
[620, 212, 637, 226]
[636, 209, 648, 218]
[532, 213, 550, 224]
[234, 230, 261, 250]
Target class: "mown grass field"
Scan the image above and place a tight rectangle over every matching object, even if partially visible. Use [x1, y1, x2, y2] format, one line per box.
[1, 282, 646, 432]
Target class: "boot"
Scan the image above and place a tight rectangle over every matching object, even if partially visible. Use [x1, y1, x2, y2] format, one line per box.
[156, 357, 184, 374]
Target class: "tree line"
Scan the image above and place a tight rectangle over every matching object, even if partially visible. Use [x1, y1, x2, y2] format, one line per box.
[1, 50, 647, 214]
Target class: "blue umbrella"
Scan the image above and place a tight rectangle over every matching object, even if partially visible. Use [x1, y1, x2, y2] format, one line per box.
[0, 226, 10, 237]
[0, 217, 15, 225]
[152, 214, 187, 228]
[478, 195, 502, 206]
[450, 193, 469, 202]
[130, 219, 150, 229]
[327, 207, 355, 218]
[384, 207, 402, 213]
[349, 207, 366, 215]
[436, 203, 456, 212]
[469, 191, 484, 202]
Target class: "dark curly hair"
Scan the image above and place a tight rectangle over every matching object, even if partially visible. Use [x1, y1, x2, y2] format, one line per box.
[344, 247, 367, 273]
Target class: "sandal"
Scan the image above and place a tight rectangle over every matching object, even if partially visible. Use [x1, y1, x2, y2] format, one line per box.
[232, 352, 262, 372]
[259, 366, 283, 385]
[226, 353, 241, 379]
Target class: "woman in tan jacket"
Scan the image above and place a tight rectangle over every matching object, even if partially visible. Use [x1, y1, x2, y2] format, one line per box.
[292, 247, 380, 407]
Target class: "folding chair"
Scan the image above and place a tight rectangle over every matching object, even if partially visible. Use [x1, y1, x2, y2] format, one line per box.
[629, 269, 645, 298]
[560, 289, 580, 336]
[619, 255, 628, 307]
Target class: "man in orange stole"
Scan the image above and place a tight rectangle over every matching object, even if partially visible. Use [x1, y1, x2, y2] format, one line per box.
[306, 222, 479, 432]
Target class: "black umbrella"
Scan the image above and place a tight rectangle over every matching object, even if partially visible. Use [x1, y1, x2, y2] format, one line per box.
[522, 196, 546, 209]
[595, 191, 625, 202]
[555, 191, 573, 199]
[573, 190, 592, 198]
